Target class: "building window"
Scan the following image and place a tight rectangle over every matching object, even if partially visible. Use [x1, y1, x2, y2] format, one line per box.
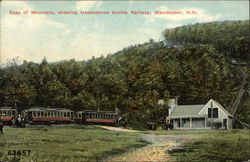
[208, 108, 218, 118]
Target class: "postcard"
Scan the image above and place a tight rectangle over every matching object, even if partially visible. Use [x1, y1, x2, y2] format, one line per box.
[0, 1, 249, 162]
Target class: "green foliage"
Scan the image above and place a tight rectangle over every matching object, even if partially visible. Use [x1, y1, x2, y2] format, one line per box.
[164, 20, 249, 60]
[0, 20, 245, 128]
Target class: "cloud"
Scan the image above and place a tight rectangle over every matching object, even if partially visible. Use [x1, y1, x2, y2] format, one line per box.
[75, 1, 103, 10]
[1, 1, 32, 10]
[149, 6, 221, 23]
[165, 23, 182, 29]
[64, 28, 160, 61]
[129, 1, 135, 4]
[0, 1, 70, 63]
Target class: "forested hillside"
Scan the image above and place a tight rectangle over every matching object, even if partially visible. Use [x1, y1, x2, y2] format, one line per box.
[164, 20, 249, 60]
[0, 20, 248, 127]
[164, 20, 249, 126]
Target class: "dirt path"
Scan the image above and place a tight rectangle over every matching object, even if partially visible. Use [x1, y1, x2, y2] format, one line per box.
[98, 125, 141, 133]
[99, 126, 198, 162]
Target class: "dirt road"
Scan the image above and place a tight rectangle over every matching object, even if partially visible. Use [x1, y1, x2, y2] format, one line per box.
[99, 126, 197, 162]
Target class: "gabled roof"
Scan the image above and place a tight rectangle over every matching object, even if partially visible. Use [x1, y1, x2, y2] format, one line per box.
[167, 105, 205, 119]
[212, 99, 232, 117]
[198, 99, 233, 117]
[167, 99, 233, 119]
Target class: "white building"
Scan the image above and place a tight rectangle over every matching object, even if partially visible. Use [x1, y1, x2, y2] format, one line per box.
[165, 99, 233, 130]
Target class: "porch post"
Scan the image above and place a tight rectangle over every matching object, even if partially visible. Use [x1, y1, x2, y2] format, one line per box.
[205, 117, 207, 127]
[190, 117, 192, 128]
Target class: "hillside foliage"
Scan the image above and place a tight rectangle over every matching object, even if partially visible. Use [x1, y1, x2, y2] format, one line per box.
[1, 20, 248, 126]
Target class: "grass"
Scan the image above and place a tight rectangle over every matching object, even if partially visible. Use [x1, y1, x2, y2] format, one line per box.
[0, 125, 147, 162]
[168, 129, 250, 162]
[1, 126, 249, 162]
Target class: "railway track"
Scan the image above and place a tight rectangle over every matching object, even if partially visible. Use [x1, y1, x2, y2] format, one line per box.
[228, 65, 248, 117]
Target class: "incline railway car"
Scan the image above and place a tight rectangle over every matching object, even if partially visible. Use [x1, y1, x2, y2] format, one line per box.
[0, 107, 17, 125]
[23, 107, 74, 125]
[75, 111, 119, 125]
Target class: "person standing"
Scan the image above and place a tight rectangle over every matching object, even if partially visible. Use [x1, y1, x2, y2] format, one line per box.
[0, 119, 4, 136]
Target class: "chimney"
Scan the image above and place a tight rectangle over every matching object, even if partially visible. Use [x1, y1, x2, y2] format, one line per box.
[168, 98, 177, 115]
[175, 96, 179, 105]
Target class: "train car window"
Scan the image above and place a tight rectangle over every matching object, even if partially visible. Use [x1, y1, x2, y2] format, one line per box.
[48, 112, 50, 117]
[61, 112, 63, 117]
[70, 112, 73, 117]
[12, 111, 16, 116]
[0, 111, 2, 116]
[38, 112, 41, 117]
[85, 113, 89, 118]
[41, 112, 44, 117]
[67, 112, 70, 117]
[64, 112, 66, 117]
[33, 112, 36, 117]
[3, 110, 6, 116]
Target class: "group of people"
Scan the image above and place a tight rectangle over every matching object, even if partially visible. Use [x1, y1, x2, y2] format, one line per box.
[11, 115, 25, 128]
[0, 115, 26, 136]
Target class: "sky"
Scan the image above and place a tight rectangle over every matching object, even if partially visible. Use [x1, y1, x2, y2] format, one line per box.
[0, 1, 249, 64]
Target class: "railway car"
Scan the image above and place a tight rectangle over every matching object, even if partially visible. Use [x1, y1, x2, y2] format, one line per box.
[76, 111, 119, 125]
[0, 107, 17, 125]
[23, 107, 74, 125]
